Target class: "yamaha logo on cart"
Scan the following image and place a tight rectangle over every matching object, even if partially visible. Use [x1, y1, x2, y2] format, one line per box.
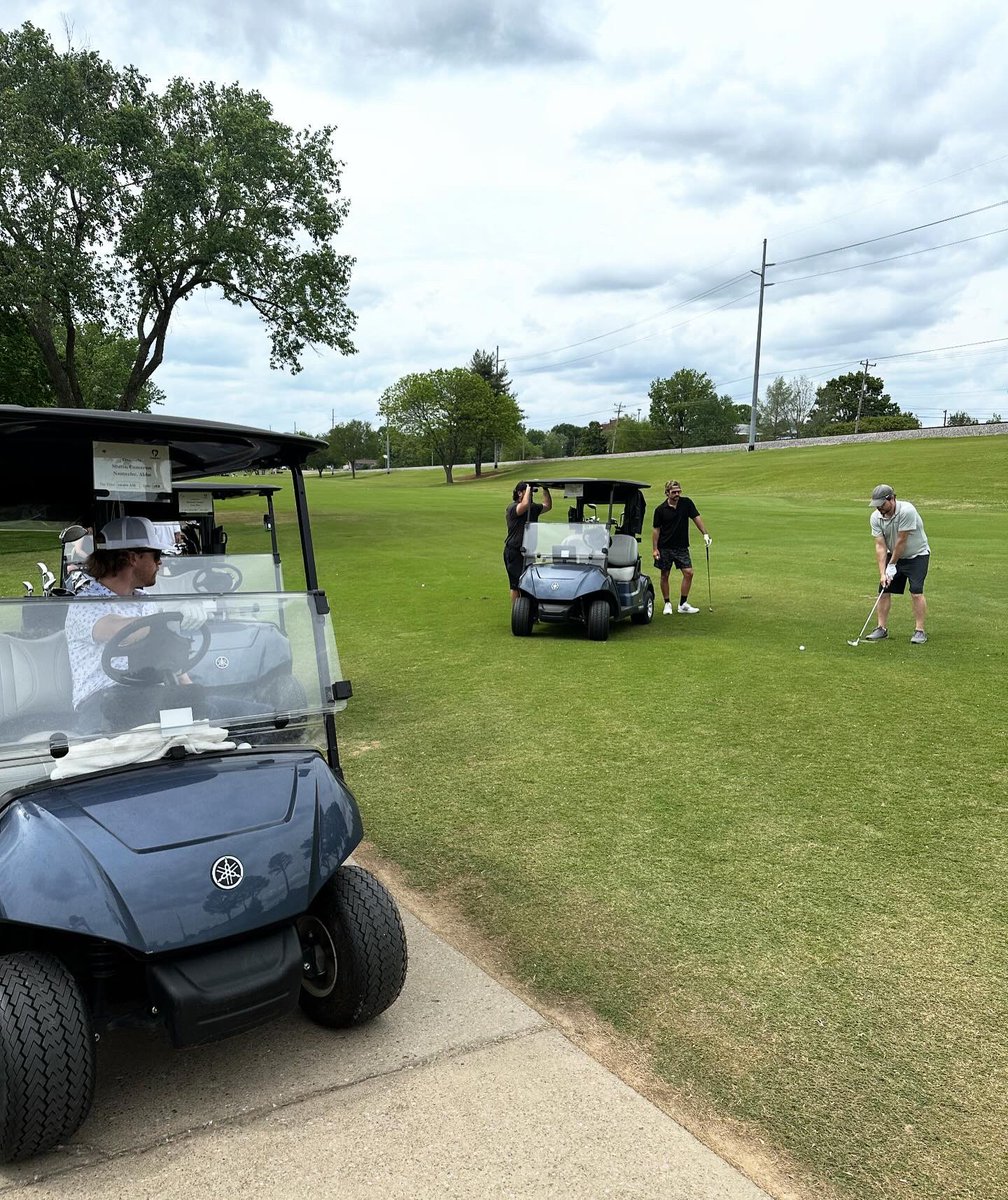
[214, 655, 230, 670]
[211, 856, 244, 890]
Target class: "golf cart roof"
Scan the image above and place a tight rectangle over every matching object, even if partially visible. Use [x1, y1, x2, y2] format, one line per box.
[174, 482, 283, 500]
[0, 406, 321, 518]
[525, 478, 651, 504]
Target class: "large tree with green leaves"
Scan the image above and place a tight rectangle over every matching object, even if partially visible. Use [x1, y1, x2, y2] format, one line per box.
[759, 376, 792, 440]
[0, 315, 163, 409]
[808, 372, 897, 429]
[649, 368, 741, 449]
[330, 419, 380, 478]
[379, 368, 494, 483]
[0, 22, 355, 411]
[468, 348, 521, 474]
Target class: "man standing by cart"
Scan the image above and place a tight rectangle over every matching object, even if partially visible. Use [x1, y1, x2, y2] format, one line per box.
[504, 481, 552, 601]
[652, 480, 711, 615]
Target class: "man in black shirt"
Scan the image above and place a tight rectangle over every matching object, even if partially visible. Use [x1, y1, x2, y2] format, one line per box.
[504, 481, 552, 600]
[651, 480, 711, 615]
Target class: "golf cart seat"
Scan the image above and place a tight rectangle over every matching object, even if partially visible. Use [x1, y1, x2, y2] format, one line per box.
[0, 629, 75, 740]
[606, 534, 639, 582]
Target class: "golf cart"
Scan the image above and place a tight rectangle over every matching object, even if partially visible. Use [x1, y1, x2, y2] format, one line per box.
[510, 478, 654, 641]
[0, 406, 407, 1163]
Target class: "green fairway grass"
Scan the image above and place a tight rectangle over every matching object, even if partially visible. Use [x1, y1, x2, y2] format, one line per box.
[2, 435, 1005, 1199]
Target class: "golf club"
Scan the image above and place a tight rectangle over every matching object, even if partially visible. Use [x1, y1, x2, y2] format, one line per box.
[705, 543, 713, 611]
[847, 591, 884, 646]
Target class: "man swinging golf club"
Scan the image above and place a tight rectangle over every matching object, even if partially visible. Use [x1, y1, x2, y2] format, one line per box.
[651, 480, 712, 615]
[865, 483, 931, 645]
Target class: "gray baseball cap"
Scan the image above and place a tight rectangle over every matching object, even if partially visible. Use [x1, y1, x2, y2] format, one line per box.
[869, 484, 895, 507]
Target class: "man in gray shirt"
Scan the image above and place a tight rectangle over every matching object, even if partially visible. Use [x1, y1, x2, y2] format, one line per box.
[865, 484, 931, 644]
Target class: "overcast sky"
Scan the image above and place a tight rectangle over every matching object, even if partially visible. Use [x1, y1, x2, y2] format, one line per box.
[14, 0, 1008, 434]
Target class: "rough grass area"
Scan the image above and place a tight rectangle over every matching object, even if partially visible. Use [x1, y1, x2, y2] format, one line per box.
[2, 435, 1006, 1199]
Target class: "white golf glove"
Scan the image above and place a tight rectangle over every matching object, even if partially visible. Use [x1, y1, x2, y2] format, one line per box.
[174, 600, 214, 632]
[884, 563, 897, 582]
[703, 534, 712, 547]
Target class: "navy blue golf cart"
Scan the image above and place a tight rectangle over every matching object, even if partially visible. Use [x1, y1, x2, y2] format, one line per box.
[510, 478, 654, 641]
[0, 406, 407, 1162]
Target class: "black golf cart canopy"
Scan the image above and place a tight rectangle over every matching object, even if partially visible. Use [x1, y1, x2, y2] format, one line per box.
[174, 482, 283, 500]
[0, 406, 322, 520]
[524, 478, 651, 504]
[523, 478, 651, 537]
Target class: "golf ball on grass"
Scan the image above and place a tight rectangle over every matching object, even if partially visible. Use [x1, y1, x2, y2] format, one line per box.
[799, 645, 805, 651]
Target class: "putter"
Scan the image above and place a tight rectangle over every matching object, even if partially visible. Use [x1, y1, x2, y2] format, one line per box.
[847, 592, 884, 646]
[705, 543, 713, 611]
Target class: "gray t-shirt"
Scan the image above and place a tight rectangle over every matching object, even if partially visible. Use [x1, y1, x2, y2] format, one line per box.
[870, 500, 930, 560]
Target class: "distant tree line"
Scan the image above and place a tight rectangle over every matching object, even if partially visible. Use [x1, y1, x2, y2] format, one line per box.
[315, 359, 1005, 483]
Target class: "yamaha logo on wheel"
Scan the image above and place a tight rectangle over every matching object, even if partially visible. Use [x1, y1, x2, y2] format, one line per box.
[211, 856, 244, 890]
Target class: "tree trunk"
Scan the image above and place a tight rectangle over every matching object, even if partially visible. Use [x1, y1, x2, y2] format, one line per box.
[443, 463, 454, 484]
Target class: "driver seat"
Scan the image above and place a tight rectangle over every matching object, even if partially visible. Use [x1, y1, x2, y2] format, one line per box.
[606, 534, 639, 582]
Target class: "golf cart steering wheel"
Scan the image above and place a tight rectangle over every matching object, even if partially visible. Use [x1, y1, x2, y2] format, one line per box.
[192, 563, 243, 593]
[101, 612, 211, 685]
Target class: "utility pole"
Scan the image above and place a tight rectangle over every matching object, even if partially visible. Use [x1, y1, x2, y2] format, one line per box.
[943, 409, 948, 428]
[747, 238, 774, 451]
[854, 358, 876, 434]
[385, 425, 390, 474]
[610, 402, 623, 454]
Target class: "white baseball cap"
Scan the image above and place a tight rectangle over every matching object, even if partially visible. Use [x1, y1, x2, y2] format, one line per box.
[98, 516, 161, 550]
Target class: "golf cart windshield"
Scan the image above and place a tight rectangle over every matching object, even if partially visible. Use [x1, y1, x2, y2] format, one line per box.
[148, 553, 281, 595]
[522, 522, 610, 565]
[0, 404, 351, 785]
[0, 592, 345, 796]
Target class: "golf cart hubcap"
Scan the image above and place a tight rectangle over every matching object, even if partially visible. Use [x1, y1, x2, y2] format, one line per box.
[296, 915, 339, 997]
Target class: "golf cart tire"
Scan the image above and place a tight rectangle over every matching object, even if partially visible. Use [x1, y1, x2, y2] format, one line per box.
[297, 865, 407, 1028]
[511, 595, 534, 637]
[631, 585, 655, 625]
[586, 598, 610, 641]
[0, 952, 96, 1163]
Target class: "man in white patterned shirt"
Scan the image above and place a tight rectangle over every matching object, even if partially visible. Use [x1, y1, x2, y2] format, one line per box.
[64, 517, 164, 727]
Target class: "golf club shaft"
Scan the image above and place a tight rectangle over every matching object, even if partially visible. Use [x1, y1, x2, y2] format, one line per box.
[705, 544, 712, 610]
[855, 591, 884, 642]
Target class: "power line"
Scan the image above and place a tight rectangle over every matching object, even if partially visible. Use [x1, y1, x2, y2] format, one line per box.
[713, 336, 1008, 392]
[773, 224, 1008, 286]
[767, 152, 1008, 246]
[773, 199, 1008, 267]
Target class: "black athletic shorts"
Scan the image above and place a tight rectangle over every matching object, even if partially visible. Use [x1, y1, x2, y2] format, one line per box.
[504, 547, 524, 589]
[880, 553, 929, 595]
[654, 548, 692, 572]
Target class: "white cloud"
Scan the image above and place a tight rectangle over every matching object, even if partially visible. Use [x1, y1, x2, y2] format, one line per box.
[9, 0, 1008, 433]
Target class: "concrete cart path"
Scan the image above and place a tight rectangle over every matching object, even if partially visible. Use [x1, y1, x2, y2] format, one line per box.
[0, 907, 772, 1200]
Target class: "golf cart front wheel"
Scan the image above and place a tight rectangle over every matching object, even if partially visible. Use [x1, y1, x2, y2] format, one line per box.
[297, 865, 407, 1027]
[511, 595, 534, 637]
[0, 952, 96, 1163]
[586, 598, 610, 641]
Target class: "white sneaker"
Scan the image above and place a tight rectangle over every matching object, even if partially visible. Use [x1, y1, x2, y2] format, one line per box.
[678, 601, 699, 614]
[662, 602, 673, 615]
